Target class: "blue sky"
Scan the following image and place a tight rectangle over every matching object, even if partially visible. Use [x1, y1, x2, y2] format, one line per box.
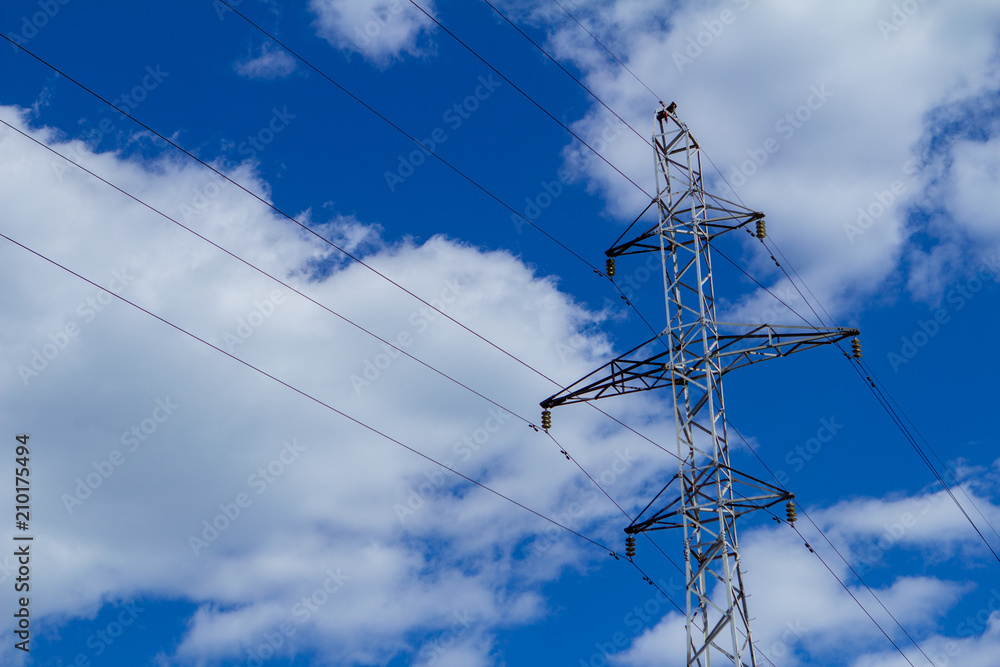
[2, 1, 1000, 665]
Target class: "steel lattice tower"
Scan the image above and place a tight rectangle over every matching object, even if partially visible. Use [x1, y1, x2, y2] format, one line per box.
[541, 105, 858, 666]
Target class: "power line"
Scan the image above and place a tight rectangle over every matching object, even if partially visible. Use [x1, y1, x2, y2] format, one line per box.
[425, 13, 943, 649]
[8, 226, 693, 667]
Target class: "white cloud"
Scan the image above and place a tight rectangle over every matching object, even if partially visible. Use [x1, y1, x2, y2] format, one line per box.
[234, 43, 297, 80]
[310, 0, 436, 67]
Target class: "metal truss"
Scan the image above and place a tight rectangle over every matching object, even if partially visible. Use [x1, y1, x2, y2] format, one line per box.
[541, 105, 857, 666]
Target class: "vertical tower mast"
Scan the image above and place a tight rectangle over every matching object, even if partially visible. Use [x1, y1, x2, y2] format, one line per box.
[541, 105, 859, 665]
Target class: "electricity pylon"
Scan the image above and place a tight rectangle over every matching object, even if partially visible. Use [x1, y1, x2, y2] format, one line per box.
[541, 104, 858, 666]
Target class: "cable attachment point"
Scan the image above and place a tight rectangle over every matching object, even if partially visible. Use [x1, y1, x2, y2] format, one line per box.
[755, 218, 767, 240]
[851, 337, 862, 360]
[785, 498, 797, 524]
[541, 409, 552, 431]
[656, 101, 677, 120]
[625, 535, 636, 560]
[606, 257, 616, 278]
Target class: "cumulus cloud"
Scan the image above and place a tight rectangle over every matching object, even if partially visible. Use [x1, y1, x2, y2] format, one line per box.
[234, 43, 297, 80]
[310, 0, 436, 67]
